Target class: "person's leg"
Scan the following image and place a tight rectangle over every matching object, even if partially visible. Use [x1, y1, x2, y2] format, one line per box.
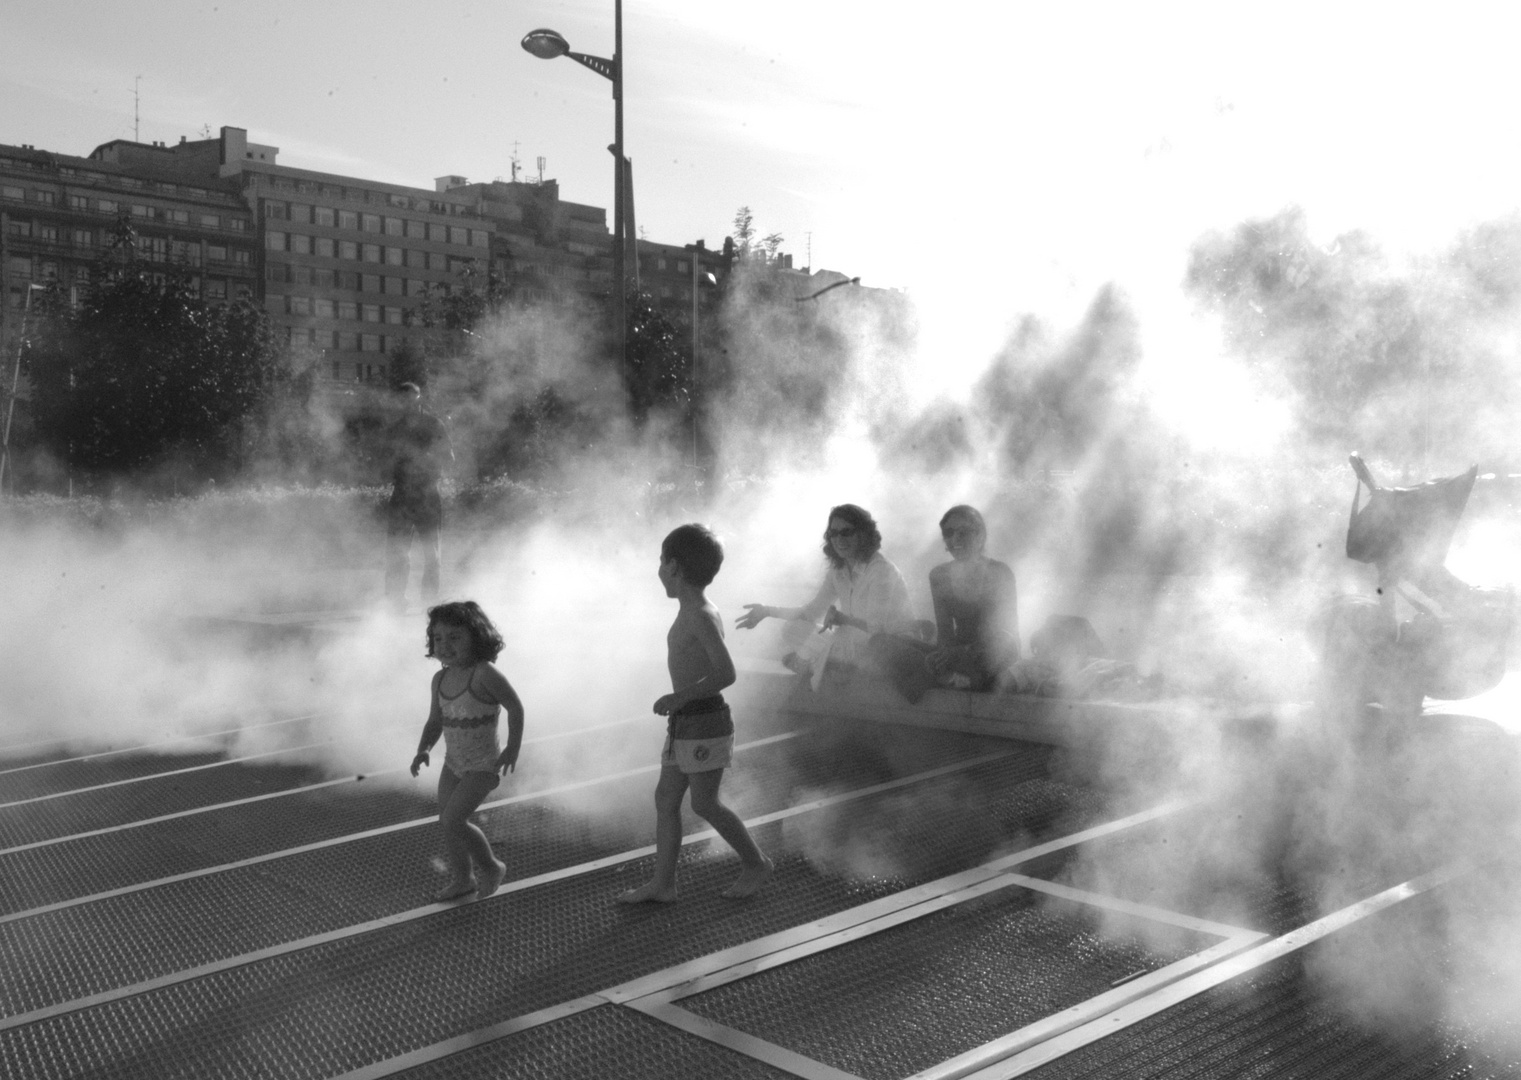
[687, 770, 773, 898]
[441, 769, 503, 887]
[419, 520, 441, 605]
[433, 766, 474, 898]
[419, 495, 442, 604]
[617, 767, 688, 903]
[384, 504, 412, 608]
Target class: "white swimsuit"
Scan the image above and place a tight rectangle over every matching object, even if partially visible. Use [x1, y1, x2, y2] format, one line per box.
[439, 669, 501, 776]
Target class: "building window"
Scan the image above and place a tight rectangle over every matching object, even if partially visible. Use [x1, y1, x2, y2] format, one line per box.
[429, 252, 447, 271]
[290, 233, 311, 255]
[232, 249, 251, 266]
[362, 273, 381, 293]
[6, 220, 31, 238]
[200, 214, 220, 227]
[207, 244, 227, 262]
[144, 238, 167, 262]
[98, 199, 117, 213]
[338, 331, 358, 350]
[385, 217, 403, 236]
[206, 278, 227, 300]
[1, 185, 22, 200]
[385, 276, 404, 295]
[385, 247, 403, 266]
[406, 219, 425, 239]
[41, 260, 59, 280]
[314, 206, 335, 227]
[339, 301, 358, 320]
[73, 228, 93, 246]
[338, 210, 358, 230]
[69, 195, 89, 210]
[171, 240, 200, 265]
[362, 244, 382, 263]
[131, 204, 152, 218]
[339, 240, 358, 260]
[167, 209, 189, 224]
[314, 298, 334, 317]
[340, 271, 360, 289]
[331, 360, 343, 379]
[471, 229, 489, 247]
[266, 264, 285, 282]
[289, 295, 311, 315]
[265, 201, 287, 219]
[289, 204, 311, 224]
[408, 278, 427, 296]
[361, 334, 381, 352]
[449, 226, 468, 245]
[390, 194, 409, 208]
[292, 265, 312, 284]
[229, 219, 247, 231]
[34, 190, 56, 205]
[362, 213, 381, 233]
[428, 223, 447, 243]
[6, 256, 31, 278]
[315, 237, 334, 258]
[362, 303, 381, 322]
[314, 268, 335, 287]
[386, 306, 403, 324]
[267, 231, 287, 251]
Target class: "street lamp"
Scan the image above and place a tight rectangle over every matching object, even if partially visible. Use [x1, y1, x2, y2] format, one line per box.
[522, 9, 629, 375]
[0, 283, 48, 498]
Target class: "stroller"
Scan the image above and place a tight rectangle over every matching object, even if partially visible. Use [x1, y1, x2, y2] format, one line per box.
[1318, 455, 1513, 723]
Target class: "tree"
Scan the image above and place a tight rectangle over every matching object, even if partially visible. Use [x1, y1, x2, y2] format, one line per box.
[624, 286, 690, 425]
[729, 206, 784, 265]
[23, 227, 288, 487]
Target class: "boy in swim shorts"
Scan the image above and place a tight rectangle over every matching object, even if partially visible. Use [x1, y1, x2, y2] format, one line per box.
[618, 524, 774, 903]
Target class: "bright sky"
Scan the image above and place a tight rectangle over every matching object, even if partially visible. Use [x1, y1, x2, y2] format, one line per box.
[4, 0, 1520, 425]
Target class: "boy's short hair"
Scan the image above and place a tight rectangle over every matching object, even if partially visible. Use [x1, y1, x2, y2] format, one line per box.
[425, 600, 505, 662]
[662, 524, 724, 588]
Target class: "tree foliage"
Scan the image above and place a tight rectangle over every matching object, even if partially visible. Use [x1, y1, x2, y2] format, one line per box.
[624, 287, 690, 425]
[23, 240, 288, 486]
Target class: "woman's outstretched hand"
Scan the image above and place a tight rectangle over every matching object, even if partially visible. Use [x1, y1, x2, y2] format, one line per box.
[735, 604, 770, 630]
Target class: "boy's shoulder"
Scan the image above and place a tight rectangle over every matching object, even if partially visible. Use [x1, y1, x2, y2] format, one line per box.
[673, 595, 723, 629]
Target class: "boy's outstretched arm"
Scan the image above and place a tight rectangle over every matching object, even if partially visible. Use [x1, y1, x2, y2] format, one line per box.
[411, 671, 445, 776]
[478, 663, 526, 773]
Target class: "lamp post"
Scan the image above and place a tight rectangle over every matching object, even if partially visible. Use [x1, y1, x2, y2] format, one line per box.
[0, 282, 48, 499]
[522, 7, 628, 375]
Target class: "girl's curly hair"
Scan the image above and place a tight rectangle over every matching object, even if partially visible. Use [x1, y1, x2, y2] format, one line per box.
[425, 600, 504, 663]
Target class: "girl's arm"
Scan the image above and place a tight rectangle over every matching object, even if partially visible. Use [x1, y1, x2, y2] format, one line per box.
[410, 671, 445, 775]
[477, 663, 526, 773]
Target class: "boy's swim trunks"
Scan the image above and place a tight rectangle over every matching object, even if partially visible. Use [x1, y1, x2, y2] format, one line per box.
[663, 695, 734, 773]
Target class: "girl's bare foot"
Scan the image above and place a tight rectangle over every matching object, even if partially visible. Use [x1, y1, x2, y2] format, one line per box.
[477, 859, 507, 899]
[722, 857, 774, 899]
[434, 877, 477, 902]
[616, 881, 678, 904]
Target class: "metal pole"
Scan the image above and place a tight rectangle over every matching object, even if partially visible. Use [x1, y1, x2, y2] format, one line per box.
[0, 283, 45, 498]
[612, 0, 625, 381]
[690, 240, 702, 467]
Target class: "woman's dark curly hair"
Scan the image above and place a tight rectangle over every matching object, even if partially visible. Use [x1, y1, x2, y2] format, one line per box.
[425, 600, 505, 663]
[822, 503, 882, 569]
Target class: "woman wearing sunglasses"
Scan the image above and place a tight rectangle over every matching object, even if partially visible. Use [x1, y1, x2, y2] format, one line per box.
[735, 503, 915, 687]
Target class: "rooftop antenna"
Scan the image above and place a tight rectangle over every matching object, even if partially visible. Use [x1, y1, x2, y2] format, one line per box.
[537, 156, 545, 184]
[134, 75, 141, 141]
[510, 140, 521, 182]
[805, 231, 812, 273]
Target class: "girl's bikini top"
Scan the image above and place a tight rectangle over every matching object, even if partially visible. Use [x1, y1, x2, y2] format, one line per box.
[439, 667, 498, 727]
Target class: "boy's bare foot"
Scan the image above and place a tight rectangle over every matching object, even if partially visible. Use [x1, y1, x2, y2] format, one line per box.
[616, 881, 679, 904]
[433, 878, 476, 902]
[477, 859, 507, 899]
[722, 857, 775, 899]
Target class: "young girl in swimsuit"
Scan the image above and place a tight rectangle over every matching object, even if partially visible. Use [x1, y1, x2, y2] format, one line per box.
[410, 601, 525, 902]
